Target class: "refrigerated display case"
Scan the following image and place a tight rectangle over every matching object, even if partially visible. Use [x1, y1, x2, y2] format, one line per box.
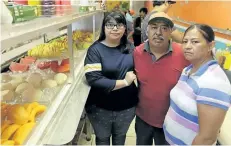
[1, 10, 104, 145]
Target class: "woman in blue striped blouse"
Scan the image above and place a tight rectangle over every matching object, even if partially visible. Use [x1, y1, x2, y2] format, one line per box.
[163, 24, 231, 145]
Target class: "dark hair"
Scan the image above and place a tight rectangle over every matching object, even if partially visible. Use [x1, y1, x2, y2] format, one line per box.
[124, 10, 128, 15]
[98, 11, 132, 53]
[126, 9, 130, 15]
[153, 0, 165, 6]
[153, 0, 176, 7]
[139, 8, 148, 14]
[183, 24, 215, 42]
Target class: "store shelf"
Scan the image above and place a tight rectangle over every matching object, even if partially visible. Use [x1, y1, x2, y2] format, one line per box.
[1, 37, 44, 66]
[1, 10, 103, 50]
[21, 35, 93, 145]
[37, 51, 90, 145]
[24, 82, 72, 145]
[21, 51, 90, 146]
[0, 9, 103, 146]
[20, 50, 91, 145]
[1, 10, 102, 66]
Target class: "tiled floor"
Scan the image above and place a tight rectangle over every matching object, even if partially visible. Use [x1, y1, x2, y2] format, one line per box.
[78, 119, 136, 145]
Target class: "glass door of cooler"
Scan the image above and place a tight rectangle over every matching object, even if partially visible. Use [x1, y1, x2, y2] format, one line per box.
[70, 11, 104, 79]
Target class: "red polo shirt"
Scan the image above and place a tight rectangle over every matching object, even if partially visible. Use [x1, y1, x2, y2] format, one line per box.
[134, 41, 189, 128]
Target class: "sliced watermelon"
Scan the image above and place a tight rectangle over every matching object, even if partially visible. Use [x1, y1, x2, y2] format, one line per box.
[20, 58, 36, 64]
[61, 58, 69, 66]
[50, 61, 59, 72]
[37, 62, 51, 70]
[57, 64, 70, 73]
[9, 62, 29, 72]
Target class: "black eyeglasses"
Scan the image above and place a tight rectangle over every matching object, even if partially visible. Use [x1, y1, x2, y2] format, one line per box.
[105, 23, 125, 29]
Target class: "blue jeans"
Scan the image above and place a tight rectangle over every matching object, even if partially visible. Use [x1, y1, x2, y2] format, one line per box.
[86, 105, 135, 145]
[135, 116, 168, 145]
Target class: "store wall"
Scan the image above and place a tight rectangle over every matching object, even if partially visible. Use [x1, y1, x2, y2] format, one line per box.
[174, 24, 231, 50]
[144, 0, 231, 49]
[144, 0, 153, 13]
[144, 1, 231, 30]
[167, 1, 231, 30]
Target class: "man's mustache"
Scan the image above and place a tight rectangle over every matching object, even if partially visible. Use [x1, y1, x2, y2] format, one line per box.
[153, 36, 164, 40]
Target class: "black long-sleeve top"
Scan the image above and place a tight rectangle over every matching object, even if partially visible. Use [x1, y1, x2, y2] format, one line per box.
[84, 42, 138, 111]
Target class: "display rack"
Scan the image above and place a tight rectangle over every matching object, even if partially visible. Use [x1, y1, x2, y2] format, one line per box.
[1, 10, 104, 145]
[1, 10, 102, 49]
[1, 10, 103, 65]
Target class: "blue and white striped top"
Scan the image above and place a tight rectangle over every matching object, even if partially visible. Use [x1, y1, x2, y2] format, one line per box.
[163, 60, 231, 145]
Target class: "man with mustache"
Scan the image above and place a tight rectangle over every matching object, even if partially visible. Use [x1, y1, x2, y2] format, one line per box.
[141, 0, 184, 43]
[134, 12, 189, 145]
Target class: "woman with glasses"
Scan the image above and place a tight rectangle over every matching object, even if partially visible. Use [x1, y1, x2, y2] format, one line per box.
[84, 11, 138, 145]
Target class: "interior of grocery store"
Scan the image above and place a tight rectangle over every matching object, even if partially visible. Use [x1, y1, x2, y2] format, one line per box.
[1, 0, 231, 145]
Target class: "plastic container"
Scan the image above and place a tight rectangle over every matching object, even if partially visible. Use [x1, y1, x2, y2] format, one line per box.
[55, 0, 62, 15]
[224, 52, 231, 70]
[1, 1, 13, 24]
[28, 0, 40, 6]
[41, 0, 55, 16]
[7, 5, 38, 23]
[28, 0, 42, 15]
[13, 0, 28, 5]
[60, 0, 71, 14]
